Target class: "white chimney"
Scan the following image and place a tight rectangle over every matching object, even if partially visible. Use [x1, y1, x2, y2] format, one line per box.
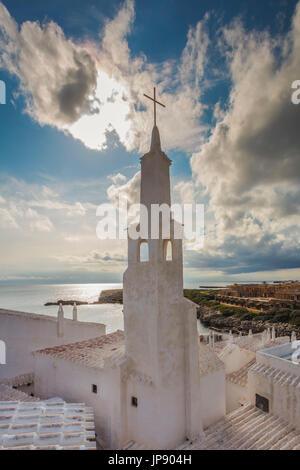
[271, 326, 276, 342]
[57, 303, 64, 337]
[73, 303, 78, 322]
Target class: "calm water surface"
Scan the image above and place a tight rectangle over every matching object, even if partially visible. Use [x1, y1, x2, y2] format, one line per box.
[0, 283, 209, 334]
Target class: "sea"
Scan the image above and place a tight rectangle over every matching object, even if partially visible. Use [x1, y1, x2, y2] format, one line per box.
[0, 282, 213, 334]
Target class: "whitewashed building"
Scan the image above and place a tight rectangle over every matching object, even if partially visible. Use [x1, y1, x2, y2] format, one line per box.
[177, 337, 300, 450]
[33, 124, 226, 449]
[0, 307, 106, 381]
[214, 332, 290, 412]
[3, 120, 300, 450]
[248, 341, 300, 427]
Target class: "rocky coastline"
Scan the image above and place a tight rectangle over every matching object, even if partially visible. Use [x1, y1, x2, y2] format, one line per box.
[44, 300, 88, 306]
[44, 289, 123, 307]
[197, 305, 300, 338]
[43, 288, 300, 339]
[96, 289, 123, 304]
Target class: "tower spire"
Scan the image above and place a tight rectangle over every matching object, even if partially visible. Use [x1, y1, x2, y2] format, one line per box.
[150, 125, 161, 152]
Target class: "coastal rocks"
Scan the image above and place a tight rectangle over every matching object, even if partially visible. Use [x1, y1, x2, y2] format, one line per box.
[198, 305, 300, 338]
[95, 290, 123, 304]
[95, 289, 211, 305]
[44, 300, 88, 306]
[44, 290, 123, 307]
[198, 307, 242, 333]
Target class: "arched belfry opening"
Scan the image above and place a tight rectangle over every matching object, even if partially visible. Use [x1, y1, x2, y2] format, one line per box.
[139, 240, 149, 262]
[164, 240, 173, 261]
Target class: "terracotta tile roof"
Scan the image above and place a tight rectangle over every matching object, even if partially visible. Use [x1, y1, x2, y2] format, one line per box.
[0, 385, 38, 403]
[199, 343, 225, 375]
[249, 362, 300, 385]
[226, 359, 256, 387]
[1, 373, 34, 388]
[0, 400, 96, 450]
[33, 330, 125, 369]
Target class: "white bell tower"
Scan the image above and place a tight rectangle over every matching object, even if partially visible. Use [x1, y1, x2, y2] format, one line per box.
[122, 91, 203, 448]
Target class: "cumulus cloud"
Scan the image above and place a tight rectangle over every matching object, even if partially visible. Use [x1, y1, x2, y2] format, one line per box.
[190, 3, 300, 274]
[0, 175, 128, 278]
[2, 0, 300, 278]
[59, 250, 126, 265]
[0, 176, 95, 234]
[174, 181, 196, 205]
[0, 207, 18, 228]
[29, 199, 87, 217]
[0, 0, 209, 152]
[108, 173, 127, 185]
[0, 3, 98, 127]
[26, 208, 53, 232]
[107, 171, 140, 206]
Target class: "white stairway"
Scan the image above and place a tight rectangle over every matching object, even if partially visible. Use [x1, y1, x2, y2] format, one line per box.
[122, 405, 300, 451]
[177, 404, 300, 450]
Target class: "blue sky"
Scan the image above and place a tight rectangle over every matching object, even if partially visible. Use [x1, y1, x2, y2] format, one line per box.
[0, 0, 300, 285]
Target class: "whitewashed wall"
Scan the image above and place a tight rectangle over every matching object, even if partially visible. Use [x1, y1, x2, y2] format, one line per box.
[226, 381, 249, 413]
[248, 344, 300, 429]
[34, 355, 120, 448]
[0, 309, 105, 380]
[200, 369, 226, 428]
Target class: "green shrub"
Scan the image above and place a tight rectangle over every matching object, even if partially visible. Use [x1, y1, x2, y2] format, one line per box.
[291, 310, 300, 321]
[253, 314, 274, 321]
[219, 307, 235, 317]
[271, 309, 291, 323]
[233, 307, 251, 318]
[183, 289, 218, 306]
[238, 312, 257, 321]
[291, 316, 300, 327]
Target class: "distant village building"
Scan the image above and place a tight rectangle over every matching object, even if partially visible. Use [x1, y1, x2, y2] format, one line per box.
[224, 281, 300, 301]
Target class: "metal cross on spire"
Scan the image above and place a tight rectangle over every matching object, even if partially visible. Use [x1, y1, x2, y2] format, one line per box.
[143, 87, 165, 127]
